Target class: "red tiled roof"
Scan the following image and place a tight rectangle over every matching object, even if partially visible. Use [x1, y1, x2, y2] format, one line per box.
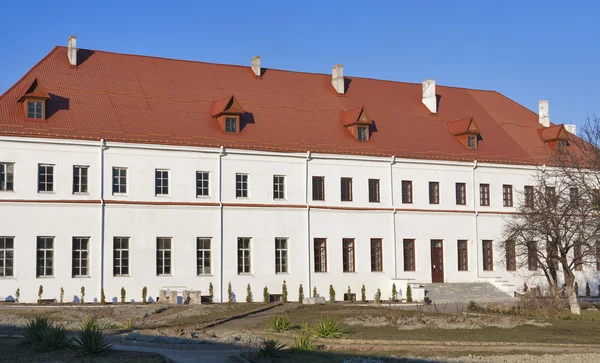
[539, 124, 567, 142]
[0, 46, 563, 165]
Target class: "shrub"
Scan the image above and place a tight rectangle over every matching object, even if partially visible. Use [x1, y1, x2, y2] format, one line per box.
[598, 284, 600, 298]
[329, 284, 335, 302]
[293, 331, 315, 351]
[313, 287, 317, 298]
[406, 285, 413, 303]
[258, 339, 285, 358]
[392, 283, 398, 302]
[41, 324, 71, 351]
[312, 316, 345, 338]
[575, 282, 579, 296]
[228, 282, 233, 303]
[74, 320, 111, 355]
[246, 284, 253, 303]
[81, 315, 99, 331]
[298, 283, 304, 304]
[361, 284, 366, 303]
[15, 288, 20, 303]
[209, 282, 214, 303]
[121, 319, 134, 330]
[142, 286, 147, 304]
[346, 286, 352, 301]
[282, 280, 288, 303]
[38, 285, 43, 304]
[81, 286, 85, 304]
[60, 288, 64, 304]
[586, 282, 591, 298]
[266, 313, 292, 332]
[263, 286, 269, 303]
[468, 300, 478, 312]
[375, 288, 381, 303]
[100, 289, 106, 304]
[119, 288, 125, 303]
[523, 283, 529, 293]
[24, 316, 52, 345]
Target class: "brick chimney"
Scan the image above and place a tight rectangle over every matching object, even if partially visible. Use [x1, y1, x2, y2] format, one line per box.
[422, 79, 437, 113]
[68, 36, 77, 67]
[538, 100, 550, 127]
[251, 56, 261, 77]
[332, 64, 344, 94]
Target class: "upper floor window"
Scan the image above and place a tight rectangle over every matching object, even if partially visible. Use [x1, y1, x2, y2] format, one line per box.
[479, 184, 490, 206]
[401, 180, 413, 204]
[368, 179, 380, 203]
[312, 176, 325, 201]
[341, 177, 353, 202]
[545, 186, 557, 208]
[236, 173, 248, 198]
[524, 185, 534, 208]
[357, 126, 369, 141]
[467, 135, 477, 150]
[113, 167, 127, 195]
[0, 163, 14, 191]
[429, 182, 439, 204]
[225, 117, 238, 133]
[455, 183, 466, 205]
[273, 175, 285, 200]
[28, 101, 44, 119]
[570, 187, 579, 205]
[38, 164, 54, 193]
[196, 171, 209, 197]
[155, 169, 170, 196]
[73, 166, 89, 194]
[503, 184, 513, 207]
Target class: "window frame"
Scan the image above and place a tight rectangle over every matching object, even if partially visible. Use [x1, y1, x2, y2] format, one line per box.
[155, 169, 170, 196]
[196, 171, 210, 197]
[457, 240, 468, 271]
[196, 237, 211, 275]
[312, 176, 325, 201]
[340, 177, 353, 202]
[0, 236, 14, 278]
[368, 179, 380, 203]
[0, 163, 14, 191]
[27, 100, 44, 119]
[467, 135, 477, 150]
[112, 167, 128, 195]
[558, 140, 567, 153]
[237, 237, 251, 274]
[403, 239, 415, 271]
[72, 237, 90, 277]
[156, 237, 172, 276]
[455, 182, 467, 205]
[370, 238, 383, 272]
[73, 165, 89, 194]
[357, 126, 369, 141]
[401, 180, 413, 204]
[275, 237, 288, 274]
[342, 238, 355, 273]
[482, 240, 493, 271]
[524, 185, 534, 208]
[479, 183, 490, 206]
[36, 236, 54, 277]
[273, 175, 286, 200]
[527, 241, 538, 271]
[236, 173, 249, 198]
[38, 164, 54, 193]
[506, 240, 516, 271]
[503, 184, 513, 207]
[429, 181, 440, 204]
[113, 237, 130, 277]
[314, 238, 327, 273]
[225, 116, 238, 133]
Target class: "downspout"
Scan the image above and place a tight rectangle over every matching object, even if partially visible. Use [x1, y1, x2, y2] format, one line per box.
[218, 146, 225, 303]
[305, 151, 312, 297]
[472, 160, 480, 278]
[390, 156, 397, 279]
[99, 139, 106, 294]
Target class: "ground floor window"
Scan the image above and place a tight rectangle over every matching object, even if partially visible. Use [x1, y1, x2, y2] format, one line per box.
[0, 237, 14, 277]
[156, 237, 172, 275]
[314, 238, 327, 272]
[72, 237, 89, 277]
[197, 238, 211, 275]
[275, 238, 288, 274]
[370, 239, 383, 272]
[506, 240, 516, 271]
[36, 236, 54, 277]
[483, 240, 493, 271]
[457, 240, 468, 271]
[238, 237, 251, 274]
[113, 237, 129, 276]
[403, 239, 415, 271]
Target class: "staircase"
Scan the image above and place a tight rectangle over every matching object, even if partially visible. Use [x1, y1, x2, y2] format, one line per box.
[421, 282, 515, 303]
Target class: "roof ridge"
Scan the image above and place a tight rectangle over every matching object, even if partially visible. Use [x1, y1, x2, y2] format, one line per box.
[0, 46, 61, 100]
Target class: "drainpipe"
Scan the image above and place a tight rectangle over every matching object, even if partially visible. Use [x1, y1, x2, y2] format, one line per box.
[218, 146, 225, 303]
[390, 156, 397, 279]
[305, 151, 312, 297]
[472, 160, 480, 278]
[99, 139, 106, 294]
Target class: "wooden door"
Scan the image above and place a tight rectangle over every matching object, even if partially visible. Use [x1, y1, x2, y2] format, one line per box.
[430, 239, 444, 283]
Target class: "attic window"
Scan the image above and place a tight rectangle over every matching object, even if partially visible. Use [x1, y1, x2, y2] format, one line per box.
[341, 106, 373, 142]
[558, 140, 566, 153]
[225, 117, 238, 133]
[538, 124, 570, 153]
[211, 95, 245, 134]
[448, 118, 479, 150]
[28, 101, 44, 119]
[17, 78, 50, 120]
[467, 135, 477, 150]
[357, 126, 368, 141]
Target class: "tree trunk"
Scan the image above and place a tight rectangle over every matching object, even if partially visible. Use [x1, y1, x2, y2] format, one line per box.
[564, 274, 581, 315]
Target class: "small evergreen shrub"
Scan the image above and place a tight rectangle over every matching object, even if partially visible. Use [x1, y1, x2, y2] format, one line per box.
[60, 288, 64, 304]
[523, 283, 529, 293]
[406, 285, 413, 303]
[209, 282, 214, 303]
[598, 284, 600, 297]
[575, 282, 579, 297]
[100, 289, 106, 304]
[246, 284, 253, 303]
[121, 319, 134, 330]
[142, 286, 147, 303]
[375, 288, 381, 303]
[24, 316, 51, 345]
[329, 284, 336, 302]
[81, 286, 85, 304]
[313, 286, 317, 298]
[258, 339, 285, 358]
[15, 288, 20, 303]
[282, 280, 288, 303]
[468, 300, 478, 312]
[392, 283, 398, 303]
[38, 285, 44, 304]
[41, 324, 71, 351]
[228, 282, 233, 303]
[121, 288, 126, 303]
[361, 284, 366, 303]
[312, 317, 345, 338]
[263, 286, 269, 303]
[266, 313, 291, 332]
[298, 283, 304, 304]
[586, 282, 591, 297]
[346, 286, 352, 301]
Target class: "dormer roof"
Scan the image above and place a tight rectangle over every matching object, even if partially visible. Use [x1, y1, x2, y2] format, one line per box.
[341, 106, 372, 127]
[538, 124, 569, 142]
[17, 79, 50, 102]
[211, 95, 244, 117]
[448, 117, 478, 136]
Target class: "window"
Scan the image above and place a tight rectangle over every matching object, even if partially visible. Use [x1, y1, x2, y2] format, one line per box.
[196, 172, 210, 197]
[403, 239, 415, 271]
[113, 167, 127, 194]
[0, 237, 14, 277]
[482, 240, 493, 271]
[524, 185, 534, 208]
[455, 183, 466, 205]
[341, 178, 353, 201]
[574, 244, 583, 271]
[342, 238, 355, 272]
[467, 135, 477, 150]
[225, 117, 237, 133]
[570, 187, 579, 205]
[401, 180, 413, 204]
[527, 241, 537, 271]
[357, 126, 368, 141]
[73, 166, 88, 194]
[479, 184, 490, 206]
[28, 100, 43, 119]
[596, 241, 600, 272]
[312, 176, 325, 201]
[273, 175, 285, 200]
[155, 169, 169, 196]
[558, 140, 566, 153]
[72, 237, 89, 277]
[370, 239, 383, 272]
[237, 237, 251, 274]
[113, 237, 129, 276]
[197, 238, 211, 275]
[593, 189, 600, 209]
[545, 186, 556, 208]
[506, 240, 516, 271]
[156, 237, 172, 275]
[236, 174, 248, 198]
[314, 238, 327, 272]
[502, 184, 513, 207]
[368, 179, 380, 203]
[457, 240, 468, 271]
[275, 238, 288, 274]
[429, 182, 439, 204]
[38, 164, 54, 192]
[0, 163, 14, 191]
[36, 236, 54, 277]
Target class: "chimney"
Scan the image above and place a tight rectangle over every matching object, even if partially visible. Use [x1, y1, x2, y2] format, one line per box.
[68, 36, 77, 67]
[422, 79, 437, 113]
[251, 56, 261, 77]
[565, 124, 577, 135]
[538, 100, 550, 127]
[332, 64, 344, 94]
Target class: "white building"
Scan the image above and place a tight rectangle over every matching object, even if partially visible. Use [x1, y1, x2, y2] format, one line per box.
[0, 38, 591, 303]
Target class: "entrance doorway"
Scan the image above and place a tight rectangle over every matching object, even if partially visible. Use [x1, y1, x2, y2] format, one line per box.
[430, 239, 444, 283]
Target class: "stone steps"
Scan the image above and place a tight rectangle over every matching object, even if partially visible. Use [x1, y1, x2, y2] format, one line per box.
[421, 282, 514, 303]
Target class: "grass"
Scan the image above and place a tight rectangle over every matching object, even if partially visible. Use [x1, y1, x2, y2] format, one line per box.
[0, 338, 163, 363]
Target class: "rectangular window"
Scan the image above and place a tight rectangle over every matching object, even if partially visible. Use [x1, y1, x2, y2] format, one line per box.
[574, 244, 583, 271]
[593, 189, 600, 209]
[503, 184, 513, 207]
[524, 185, 534, 208]
[457, 240, 468, 271]
[558, 140, 566, 153]
[155, 169, 170, 196]
[370, 238, 383, 272]
[0, 237, 14, 277]
[482, 240, 493, 271]
[225, 117, 237, 133]
[455, 183, 466, 205]
[341, 177, 353, 202]
[237, 237, 251, 274]
[546, 186, 556, 208]
[236, 173, 248, 198]
[72, 237, 89, 277]
[28, 101, 43, 119]
[113, 167, 127, 194]
[570, 187, 579, 205]
[113, 237, 129, 276]
[506, 240, 516, 271]
[275, 238, 288, 274]
[342, 238, 355, 272]
[596, 241, 600, 272]
[36, 236, 54, 277]
[38, 164, 54, 192]
[479, 184, 490, 206]
[368, 179, 380, 203]
[403, 239, 415, 271]
[467, 135, 477, 150]
[357, 126, 369, 141]
[429, 182, 440, 204]
[196, 172, 210, 197]
[312, 176, 325, 201]
[527, 241, 538, 271]
[0, 163, 14, 191]
[401, 180, 413, 204]
[314, 238, 327, 272]
[73, 166, 89, 194]
[273, 175, 285, 200]
[196, 238, 211, 275]
[156, 237, 172, 275]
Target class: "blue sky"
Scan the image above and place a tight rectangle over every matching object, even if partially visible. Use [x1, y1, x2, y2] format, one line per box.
[1, 0, 598, 127]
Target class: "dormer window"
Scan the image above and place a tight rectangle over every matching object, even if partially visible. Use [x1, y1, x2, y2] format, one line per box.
[448, 118, 480, 150]
[538, 124, 569, 153]
[341, 106, 373, 142]
[18, 79, 50, 120]
[225, 117, 238, 133]
[28, 101, 44, 119]
[558, 140, 566, 153]
[357, 126, 368, 141]
[211, 95, 245, 134]
[467, 135, 477, 150]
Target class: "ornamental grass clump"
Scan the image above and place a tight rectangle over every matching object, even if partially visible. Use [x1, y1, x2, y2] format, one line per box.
[312, 316, 345, 338]
[293, 331, 316, 351]
[266, 313, 292, 332]
[24, 316, 52, 345]
[74, 316, 111, 355]
[258, 339, 285, 358]
[41, 324, 71, 351]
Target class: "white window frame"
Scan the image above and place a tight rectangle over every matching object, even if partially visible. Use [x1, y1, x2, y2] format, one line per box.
[73, 165, 89, 194]
[357, 126, 369, 141]
[113, 237, 129, 276]
[275, 237, 288, 274]
[156, 237, 172, 276]
[273, 175, 285, 200]
[0, 237, 14, 278]
[225, 117, 237, 133]
[28, 100, 44, 119]
[236, 173, 248, 198]
[36, 236, 54, 277]
[196, 171, 210, 197]
[197, 237, 211, 275]
[112, 167, 128, 195]
[38, 164, 54, 193]
[72, 237, 90, 277]
[155, 169, 170, 196]
[237, 237, 251, 274]
[0, 163, 14, 191]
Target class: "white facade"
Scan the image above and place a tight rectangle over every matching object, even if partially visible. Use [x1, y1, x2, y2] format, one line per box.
[1, 136, 597, 303]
